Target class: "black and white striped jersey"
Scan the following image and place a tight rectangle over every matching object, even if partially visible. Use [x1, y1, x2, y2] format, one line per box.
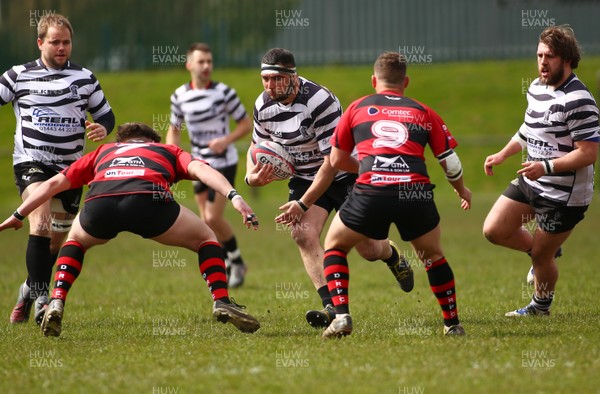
[513, 73, 600, 206]
[0, 59, 112, 171]
[170, 81, 247, 169]
[253, 77, 343, 181]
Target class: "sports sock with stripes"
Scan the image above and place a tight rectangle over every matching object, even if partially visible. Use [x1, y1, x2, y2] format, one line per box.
[198, 241, 230, 303]
[324, 249, 350, 315]
[222, 236, 244, 266]
[51, 241, 85, 302]
[26, 235, 53, 299]
[425, 257, 459, 327]
[530, 293, 553, 312]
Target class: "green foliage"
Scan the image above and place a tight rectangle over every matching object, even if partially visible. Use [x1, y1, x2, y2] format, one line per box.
[0, 0, 301, 70]
[1, 59, 600, 393]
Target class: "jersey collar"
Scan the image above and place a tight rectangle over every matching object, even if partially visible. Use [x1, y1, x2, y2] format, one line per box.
[37, 58, 71, 71]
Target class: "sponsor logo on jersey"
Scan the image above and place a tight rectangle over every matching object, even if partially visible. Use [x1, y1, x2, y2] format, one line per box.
[32, 107, 59, 117]
[27, 167, 45, 174]
[29, 89, 66, 96]
[368, 106, 379, 116]
[372, 155, 410, 172]
[105, 169, 146, 178]
[527, 138, 552, 148]
[381, 108, 413, 119]
[109, 156, 145, 167]
[527, 137, 556, 157]
[370, 174, 412, 184]
[32, 106, 80, 129]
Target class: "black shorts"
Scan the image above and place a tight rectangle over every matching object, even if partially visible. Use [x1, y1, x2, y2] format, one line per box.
[193, 164, 237, 202]
[502, 176, 587, 234]
[78, 194, 181, 239]
[14, 162, 82, 214]
[288, 174, 357, 213]
[339, 183, 440, 241]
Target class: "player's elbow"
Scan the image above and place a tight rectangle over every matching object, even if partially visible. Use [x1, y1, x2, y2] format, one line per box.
[329, 154, 343, 170]
[438, 150, 463, 181]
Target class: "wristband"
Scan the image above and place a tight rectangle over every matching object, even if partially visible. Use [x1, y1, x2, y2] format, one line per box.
[227, 189, 240, 201]
[13, 209, 25, 221]
[543, 159, 554, 175]
[244, 176, 251, 186]
[296, 200, 309, 212]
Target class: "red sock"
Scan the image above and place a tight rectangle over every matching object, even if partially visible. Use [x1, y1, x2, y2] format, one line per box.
[51, 241, 86, 302]
[425, 257, 459, 326]
[198, 241, 229, 302]
[324, 249, 350, 315]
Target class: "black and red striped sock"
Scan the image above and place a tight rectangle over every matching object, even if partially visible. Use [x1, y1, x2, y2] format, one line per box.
[198, 241, 229, 303]
[51, 241, 86, 303]
[425, 257, 459, 326]
[324, 249, 350, 315]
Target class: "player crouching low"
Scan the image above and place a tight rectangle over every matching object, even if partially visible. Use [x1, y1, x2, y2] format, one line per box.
[0, 122, 260, 336]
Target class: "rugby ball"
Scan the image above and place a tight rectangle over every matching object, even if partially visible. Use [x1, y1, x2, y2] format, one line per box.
[250, 141, 295, 180]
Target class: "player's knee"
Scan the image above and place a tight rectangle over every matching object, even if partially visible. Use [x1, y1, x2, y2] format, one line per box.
[50, 240, 64, 255]
[355, 241, 382, 261]
[193, 237, 219, 253]
[482, 225, 502, 245]
[290, 225, 319, 247]
[204, 214, 221, 230]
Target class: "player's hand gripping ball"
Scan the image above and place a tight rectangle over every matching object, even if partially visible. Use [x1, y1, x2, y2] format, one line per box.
[250, 141, 295, 180]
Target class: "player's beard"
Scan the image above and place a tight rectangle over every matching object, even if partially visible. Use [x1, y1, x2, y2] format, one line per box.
[43, 53, 68, 69]
[270, 80, 295, 103]
[539, 62, 565, 86]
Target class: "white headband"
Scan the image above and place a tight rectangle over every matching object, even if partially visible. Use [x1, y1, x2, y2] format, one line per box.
[260, 63, 297, 75]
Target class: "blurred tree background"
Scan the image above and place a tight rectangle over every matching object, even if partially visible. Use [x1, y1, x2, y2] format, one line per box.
[0, 0, 299, 70]
[1, 0, 599, 71]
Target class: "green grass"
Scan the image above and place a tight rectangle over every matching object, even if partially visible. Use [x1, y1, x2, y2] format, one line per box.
[1, 59, 600, 393]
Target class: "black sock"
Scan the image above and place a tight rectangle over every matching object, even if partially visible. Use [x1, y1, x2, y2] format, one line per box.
[222, 236, 244, 266]
[382, 243, 398, 266]
[317, 285, 332, 308]
[26, 235, 53, 299]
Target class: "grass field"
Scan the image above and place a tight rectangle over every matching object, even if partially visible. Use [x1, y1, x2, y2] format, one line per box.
[1, 58, 600, 394]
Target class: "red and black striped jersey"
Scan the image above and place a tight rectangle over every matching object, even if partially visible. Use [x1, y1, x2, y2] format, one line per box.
[62, 142, 197, 202]
[331, 90, 457, 187]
